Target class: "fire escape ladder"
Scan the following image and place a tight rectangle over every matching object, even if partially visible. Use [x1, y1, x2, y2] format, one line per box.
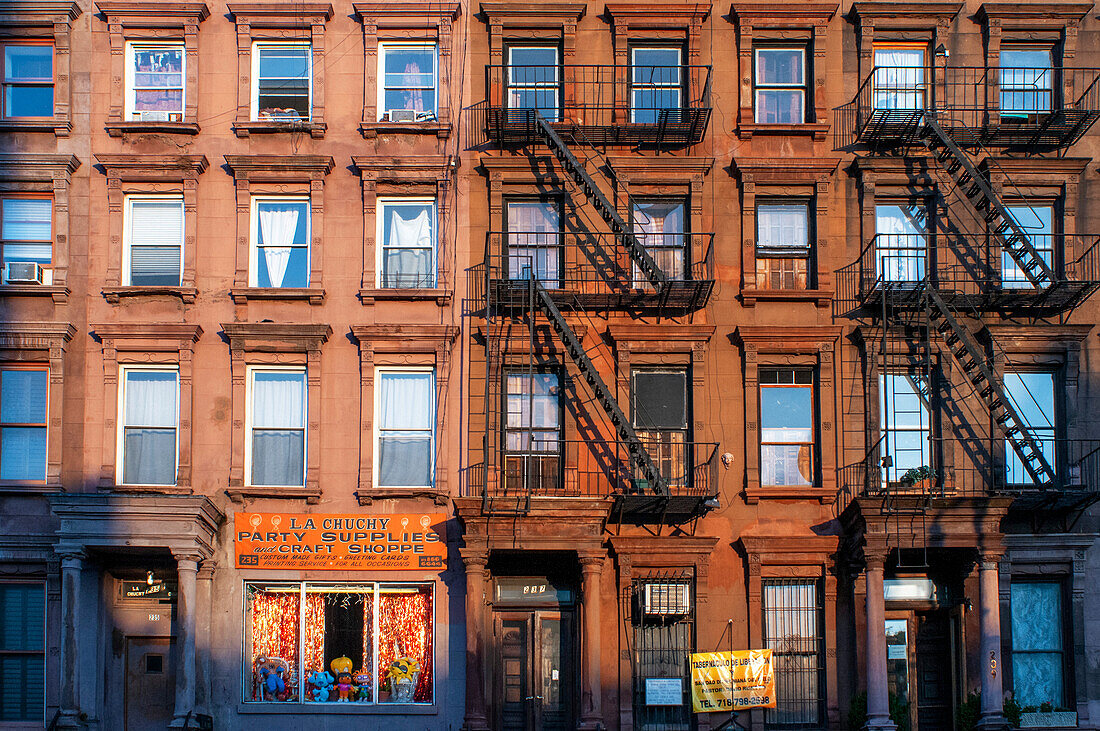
[528, 277, 669, 496]
[532, 114, 670, 294]
[921, 118, 1056, 288]
[923, 288, 1056, 485]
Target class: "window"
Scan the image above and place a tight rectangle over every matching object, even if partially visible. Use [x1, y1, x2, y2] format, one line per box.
[880, 373, 932, 485]
[2, 43, 53, 119]
[119, 368, 178, 486]
[633, 199, 687, 284]
[763, 579, 824, 728]
[378, 199, 436, 288]
[245, 582, 434, 705]
[506, 200, 561, 287]
[251, 198, 310, 288]
[755, 48, 806, 124]
[506, 46, 559, 121]
[0, 582, 45, 722]
[1003, 205, 1054, 289]
[872, 45, 926, 111]
[378, 43, 437, 121]
[1000, 47, 1054, 117]
[504, 372, 561, 492]
[875, 204, 926, 282]
[248, 368, 306, 487]
[126, 43, 184, 121]
[1010, 581, 1066, 707]
[0, 367, 47, 482]
[631, 576, 694, 731]
[759, 368, 814, 487]
[375, 369, 435, 488]
[632, 369, 689, 489]
[0, 197, 51, 283]
[124, 196, 183, 286]
[252, 43, 311, 121]
[1004, 371, 1056, 484]
[631, 47, 682, 124]
[756, 201, 811, 290]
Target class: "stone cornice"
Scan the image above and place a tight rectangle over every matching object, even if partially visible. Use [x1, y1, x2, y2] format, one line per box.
[353, 2, 461, 24]
[734, 158, 840, 181]
[95, 1, 210, 23]
[0, 322, 76, 349]
[604, 156, 713, 182]
[733, 326, 843, 351]
[609, 535, 719, 562]
[224, 155, 335, 182]
[738, 534, 839, 561]
[350, 324, 459, 351]
[226, 3, 333, 23]
[985, 324, 1092, 347]
[850, 2, 962, 24]
[975, 2, 1091, 25]
[0, 2, 82, 23]
[607, 324, 714, 344]
[980, 157, 1090, 178]
[95, 154, 208, 180]
[0, 154, 80, 181]
[221, 323, 332, 353]
[352, 155, 454, 183]
[604, 3, 710, 26]
[732, 3, 838, 25]
[479, 2, 585, 26]
[91, 323, 203, 349]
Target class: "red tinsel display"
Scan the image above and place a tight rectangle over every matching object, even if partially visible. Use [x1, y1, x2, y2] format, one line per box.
[302, 593, 325, 679]
[377, 587, 433, 703]
[248, 589, 300, 701]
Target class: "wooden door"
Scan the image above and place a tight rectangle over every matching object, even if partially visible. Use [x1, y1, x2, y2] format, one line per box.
[124, 636, 176, 731]
[495, 610, 576, 731]
[914, 610, 954, 731]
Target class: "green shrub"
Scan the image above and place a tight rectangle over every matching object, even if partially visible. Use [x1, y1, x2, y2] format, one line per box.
[957, 691, 982, 731]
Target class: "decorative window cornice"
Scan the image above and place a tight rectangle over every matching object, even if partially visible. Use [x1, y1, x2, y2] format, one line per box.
[224, 155, 334, 182]
[94, 154, 208, 180]
[604, 3, 709, 27]
[975, 3, 1090, 25]
[479, 2, 585, 26]
[733, 158, 839, 183]
[226, 3, 333, 25]
[0, 154, 79, 181]
[95, 2, 209, 24]
[91, 323, 203, 350]
[850, 1, 962, 25]
[353, 2, 460, 26]
[732, 3, 838, 25]
[352, 155, 454, 184]
[0, 2, 81, 25]
[604, 156, 713, 184]
[221, 323, 332, 353]
[350, 325, 458, 352]
[0, 322, 75, 351]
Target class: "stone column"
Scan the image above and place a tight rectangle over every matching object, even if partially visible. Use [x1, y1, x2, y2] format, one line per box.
[195, 561, 216, 715]
[461, 549, 490, 731]
[170, 553, 201, 728]
[977, 554, 1008, 730]
[579, 551, 606, 730]
[864, 552, 896, 731]
[57, 548, 84, 729]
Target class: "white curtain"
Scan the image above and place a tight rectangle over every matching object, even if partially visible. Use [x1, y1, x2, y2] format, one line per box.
[876, 206, 924, 281]
[259, 205, 300, 288]
[125, 371, 177, 427]
[253, 372, 304, 428]
[378, 372, 433, 487]
[873, 50, 924, 110]
[507, 202, 560, 284]
[123, 370, 177, 485]
[379, 372, 432, 430]
[390, 208, 431, 248]
[757, 205, 808, 248]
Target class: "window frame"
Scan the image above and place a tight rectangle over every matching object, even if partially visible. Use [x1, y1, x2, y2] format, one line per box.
[250, 40, 313, 122]
[0, 580, 46, 724]
[999, 44, 1057, 117]
[502, 369, 563, 491]
[245, 364, 307, 489]
[879, 371, 934, 486]
[116, 365, 180, 486]
[248, 195, 311, 289]
[376, 42, 438, 121]
[503, 196, 564, 287]
[373, 366, 436, 490]
[762, 578, 826, 729]
[871, 42, 928, 112]
[753, 46, 808, 125]
[1002, 203, 1057, 288]
[376, 197, 437, 289]
[631, 367, 691, 490]
[505, 44, 561, 122]
[629, 45, 684, 124]
[755, 198, 813, 290]
[0, 193, 52, 284]
[1, 40, 54, 121]
[124, 41, 186, 121]
[758, 367, 817, 488]
[1009, 578, 1070, 708]
[1003, 369, 1058, 485]
[0, 365, 49, 485]
[631, 197, 689, 284]
[122, 194, 184, 287]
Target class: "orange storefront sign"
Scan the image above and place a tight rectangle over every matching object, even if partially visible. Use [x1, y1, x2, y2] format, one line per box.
[234, 512, 447, 571]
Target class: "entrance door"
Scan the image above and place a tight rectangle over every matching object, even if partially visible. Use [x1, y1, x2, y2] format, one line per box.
[914, 611, 954, 731]
[496, 610, 575, 731]
[124, 637, 176, 731]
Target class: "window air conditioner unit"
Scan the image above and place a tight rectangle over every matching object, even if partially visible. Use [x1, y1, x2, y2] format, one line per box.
[5, 262, 44, 284]
[643, 582, 690, 615]
[135, 110, 169, 122]
[389, 108, 417, 123]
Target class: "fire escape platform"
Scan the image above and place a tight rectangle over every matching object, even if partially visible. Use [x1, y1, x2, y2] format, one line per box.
[485, 107, 712, 148]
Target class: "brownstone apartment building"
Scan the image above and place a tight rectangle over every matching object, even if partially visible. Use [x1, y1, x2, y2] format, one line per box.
[1, 0, 1099, 729]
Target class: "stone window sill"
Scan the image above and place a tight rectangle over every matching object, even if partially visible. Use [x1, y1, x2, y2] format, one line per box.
[108, 484, 194, 495]
[359, 288, 452, 306]
[106, 121, 200, 137]
[356, 487, 449, 506]
[103, 286, 197, 304]
[227, 486, 322, 504]
[359, 120, 450, 138]
[744, 485, 835, 504]
[233, 120, 326, 139]
[230, 287, 325, 305]
[237, 702, 436, 715]
[0, 284, 69, 303]
[0, 119, 71, 136]
[0, 482, 60, 495]
[742, 288, 832, 308]
[737, 122, 829, 141]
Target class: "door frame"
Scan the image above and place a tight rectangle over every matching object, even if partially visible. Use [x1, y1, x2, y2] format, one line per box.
[492, 608, 577, 731]
[885, 606, 962, 731]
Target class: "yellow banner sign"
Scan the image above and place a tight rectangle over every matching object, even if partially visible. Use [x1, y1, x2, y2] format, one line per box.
[690, 649, 776, 713]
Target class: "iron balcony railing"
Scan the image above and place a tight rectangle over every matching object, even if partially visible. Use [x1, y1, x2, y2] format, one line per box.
[835, 233, 1100, 317]
[465, 438, 719, 501]
[473, 231, 716, 312]
[836, 437, 1100, 515]
[473, 64, 712, 147]
[835, 66, 1100, 149]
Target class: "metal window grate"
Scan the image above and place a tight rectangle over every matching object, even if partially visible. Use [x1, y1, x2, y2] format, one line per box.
[763, 579, 825, 729]
[629, 573, 695, 731]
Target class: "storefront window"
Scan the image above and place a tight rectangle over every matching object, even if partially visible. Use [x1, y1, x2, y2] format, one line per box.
[244, 582, 433, 705]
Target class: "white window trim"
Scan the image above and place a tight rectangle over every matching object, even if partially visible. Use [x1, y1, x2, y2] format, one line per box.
[250, 40, 313, 122]
[630, 46, 682, 123]
[754, 47, 807, 124]
[376, 42, 438, 121]
[116, 365, 180, 486]
[506, 46, 559, 117]
[375, 197, 437, 289]
[0, 366, 49, 484]
[373, 366, 436, 489]
[245, 364, 307, 488]
[125, 41, 186, 121]
[122, 194, 184, 287]
[249, 195, 311, 288]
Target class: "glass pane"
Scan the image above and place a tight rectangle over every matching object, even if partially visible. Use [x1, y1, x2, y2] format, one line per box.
[885, 619, 909, 708]
[2, 199, 51, 240]
[876, 205, 926, 281]
[755, 89, 804, 124]
[378, 372, 433, 430]
[383, 47, 435, 85]
[633, 371, 687, 429]
[123, 428, 176, 485]
[377, 585, 433, 703]
[757, 203, 809, 248]
[0, 427, 46, 481]
[132, 47, 184, 84]
[873, 50, 925, 111]
[256, 247, 309, 288]
[303, 586, 373, 703]
[382, 203, 434, 249]
[251, 430, 305, 486]
[507, 373, 560, 430]
[4, 86, 53, 117]
[761, 386, 813, 441]
[1002, 206, 1053, 287]
[133, 89, 183, 113]
[1011, 582, 1062, 651]
[1, 370, 47, 424]
[632, 89, 681, 123]
[246, 585, 300, 702]
[130, 245, 182, 286]
[382, 249, 432, 288]
[378, 435, 432, 487]
[509, 47, 558, 71]
[1004, 372, 1054, 430]
[760, 444, 813, 486]
[633, 48, 681, 76]
[124, 370, 177, 428]
[1012, 653, 1063, 708]
[129, 199, 183, 245]
[383, 88, 436, 115]
[4, 46, 52, 81]
[256, 201, 308, 245]
[756, 48, 804, 85]
[252, 371, 305, 429]
[257, 46, 309, 78]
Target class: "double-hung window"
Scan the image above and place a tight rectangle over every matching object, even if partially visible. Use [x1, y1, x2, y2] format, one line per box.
[759, 368, 815, 487]
[1002, 205, 1054, 289]
[763, 579, 825, 728]
[378, 43, 437, 122]
[375, 368, 435, 489]
[251, 197, 310, 288]
[632, 369, 689, 489]
[880, 372, 932, 485]
[378, 199, 436, 288]
[633, 199, 687, 284]
[125, 196, 183, 286]
[0, 367, 48, 482]
[1000, 47, 1054, 118]
[0, 197, 51, 284]
[1004, 371, 1056, 485]
[1010, 580, 1067, 707]
[506, 46, 559, 121]
[119, 367, 179, 486]
[506, 200, 561, 287]
[756, 201, 811, 290]
[248, 368, 306, 487]
[127, 43, 185, 121]
[631, 47, 682, 124]
[252, 42, 311, 121]
[754, 47, 806, 124]
[0, 582, 45, 722]
[2, 43, 53, 119]
[872, 45, 926, 111]
[876, 203, 927, 283]
[504, 372, 561, 492]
